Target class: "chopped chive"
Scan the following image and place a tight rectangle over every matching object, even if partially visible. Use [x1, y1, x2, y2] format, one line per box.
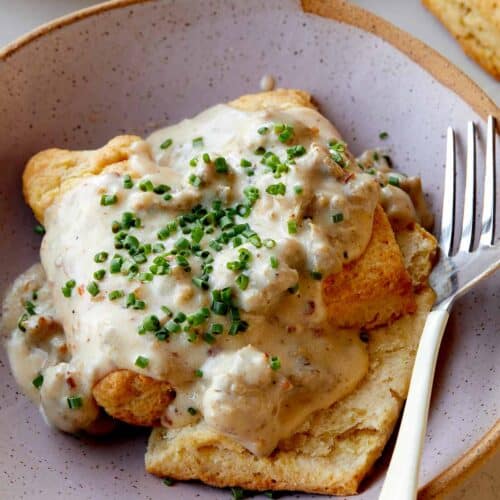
[87, 281, 99, 296]
[94, 251, 109, 263]
[160, 138, 173, 149]
[310, 270, 323, 280]
[258, 126, 269, 135]
[192, 137, 204, 148]
[388, 175, 400, 187]
[32, 374, 44, 389]
[163, 478, 174, 487]
[188, 174, 202, 188]
[123, 174, 134, 189]
[214, 157, 229, 173]
[243, 186, 260, 205]
[209, 323, 223, 335]
[287, 144, 306, 158]
[108, 290, 124, 301]
[187, 407, 198, 416]
[379, 131, 389, 140]
[189, 156, 198, 167]
[240, 158, 252, 167]
[194, 369, 203, 378]
[202, 152, 211, 163]
[67, 396, 83, 409]
[17, 313, 29, 332]
[254, 146, 266, 155]
[275, 123, 294, 143]
[135, 355, 149, 368]
[138, 272, 154, 283]
[293, 185, 303, 195]
[211, 301, 228, 315]
[192, 277, 209, 289]
[236, 274, 249, 290]
[139, 179, 154, 192]
[61, 279, 76, 298]
[110, 254, 124, 273]
[287, 220, 297, 234]
[270, 356, 281, 370]
[263, 238, 276, 249]
[139, 315, 160, 334]
[202, 332, 216, 344]
[270, 256, 279, 269]
[373, 151, 380, 161]
[93, 269, 106, 281]
[228, 319, 248, 335]
[100, 194, 117, 206]
[266, 183, 286, 195]
[153, 184, 171, 194]
[25, 301, 36, 315]
[34, 224, 46, 235]
[332, 212, 344, 223]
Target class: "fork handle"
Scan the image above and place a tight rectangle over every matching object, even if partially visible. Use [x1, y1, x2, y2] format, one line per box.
[379, 309, 449, 500]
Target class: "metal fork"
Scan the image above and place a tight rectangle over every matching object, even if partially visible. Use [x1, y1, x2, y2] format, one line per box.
[380, 116, 499, 500]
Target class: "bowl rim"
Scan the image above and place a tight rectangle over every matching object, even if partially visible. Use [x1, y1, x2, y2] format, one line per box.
[0, 0, 498, 496]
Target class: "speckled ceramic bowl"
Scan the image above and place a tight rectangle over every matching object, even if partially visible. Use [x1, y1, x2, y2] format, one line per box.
[0, 1, 498, 498]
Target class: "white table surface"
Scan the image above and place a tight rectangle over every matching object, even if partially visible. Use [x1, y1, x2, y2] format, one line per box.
[0, 1, 498, 499]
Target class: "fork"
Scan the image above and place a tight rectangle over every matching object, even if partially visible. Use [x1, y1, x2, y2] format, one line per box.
[379, 116, 500, 500]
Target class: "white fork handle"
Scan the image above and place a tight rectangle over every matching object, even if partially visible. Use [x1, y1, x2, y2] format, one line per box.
[379, 309, 449, 500]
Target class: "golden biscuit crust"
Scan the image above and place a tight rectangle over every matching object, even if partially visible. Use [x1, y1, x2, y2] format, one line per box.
[92, 370, 174, 427]
[423, 0, 500, 79]
[323, 205, 416, 329]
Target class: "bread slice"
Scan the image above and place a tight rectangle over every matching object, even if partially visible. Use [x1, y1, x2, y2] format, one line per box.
[323, 205, 416, 329]
[423, 0, 500, 79]
[145, 224, 436, 495]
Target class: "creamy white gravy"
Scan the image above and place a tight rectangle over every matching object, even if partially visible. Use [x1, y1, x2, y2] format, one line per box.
[2, 103, 428, 456]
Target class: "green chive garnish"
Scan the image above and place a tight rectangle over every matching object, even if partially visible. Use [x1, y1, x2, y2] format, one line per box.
[192, 137, 204, 147]
[258, 126, 269, 135]
[293, 185, 303, 195]
[108, 290, 124, 301]
[32, 374, 44, 389]
[34, 224, 46, 235]
[93, 269, 106, 281]
[388, 175, 400, 187]
[67, 396, 83, 409]
[100, 194, 117, 206]
[188, 174, 202, 188]
[270, 356, 281, 370]
[160, 138, 173, 149]
[270, 256, 279, 269]
[94, 251, 109, 263]
[61, 279, 76, 297]
[236, 274, 249, 290]
[266, 183, 286, 195]
[87, 281, 99, 296]
[214, 157, 229, 173]
[194, 369, 203, 378]
[287, 220, 297, 234]
[135, 355, 149, 368]
[379, 131, 389, 140]
[139, 179, 154, 192]
[332, 213, 344, 223]
[240, 158, 252, 167]
[123, 174, 134, 189]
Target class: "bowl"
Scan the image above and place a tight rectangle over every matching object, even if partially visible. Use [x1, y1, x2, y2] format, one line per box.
[0, 0, 498, 498]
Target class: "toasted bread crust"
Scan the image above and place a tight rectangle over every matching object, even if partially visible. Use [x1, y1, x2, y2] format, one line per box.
[92, 370, 174, 427]
[323, 205, 416, 329]
[423, 0, 500, 79]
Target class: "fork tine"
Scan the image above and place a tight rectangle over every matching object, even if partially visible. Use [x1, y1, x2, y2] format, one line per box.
[440, 127, 456, 255]
[479, 116, 497, 247]
[458, 122, 476, 252]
